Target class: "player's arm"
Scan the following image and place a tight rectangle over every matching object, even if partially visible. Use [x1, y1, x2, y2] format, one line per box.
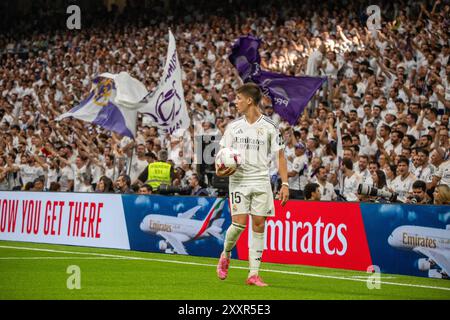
[216, 165, 236, 177]
[215, 147, 236, 177]
[277, 149, 289, 206]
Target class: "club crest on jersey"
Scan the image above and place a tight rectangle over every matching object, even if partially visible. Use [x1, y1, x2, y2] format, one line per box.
[233, 204, 238, 212]
[256, 128, 264, 136]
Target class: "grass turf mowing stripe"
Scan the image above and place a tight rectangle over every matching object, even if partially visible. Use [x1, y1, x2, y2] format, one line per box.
[1, 244, 449, 293]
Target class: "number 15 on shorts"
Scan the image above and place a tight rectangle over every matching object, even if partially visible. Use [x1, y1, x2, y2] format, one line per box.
[230, 192, 242, 204]
[230, 191, 243, 214]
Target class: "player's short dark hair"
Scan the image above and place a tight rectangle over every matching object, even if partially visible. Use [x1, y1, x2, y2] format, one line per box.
[237, 83, 262, 106]
[304, 183, 320, 200]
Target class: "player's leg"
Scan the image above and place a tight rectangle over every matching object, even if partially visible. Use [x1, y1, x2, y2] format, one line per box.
[223, 214, 247, 258]
[246, 184, 274, 286]
[246, 214, 267, 286]
[217, 186, 250, 280]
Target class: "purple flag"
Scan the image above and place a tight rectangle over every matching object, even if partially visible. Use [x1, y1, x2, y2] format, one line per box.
[229, 35, 326, 125]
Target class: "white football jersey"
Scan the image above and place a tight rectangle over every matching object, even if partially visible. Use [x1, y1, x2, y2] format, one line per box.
[220, 115, 284, 185]
[391, 174, 417, 202]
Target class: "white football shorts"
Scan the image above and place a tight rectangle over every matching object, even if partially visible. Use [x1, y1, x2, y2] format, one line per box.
[228, 183, 275, 217]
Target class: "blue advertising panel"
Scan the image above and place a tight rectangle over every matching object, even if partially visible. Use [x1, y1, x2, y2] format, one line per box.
[121, 195, 237, 258]
[361, 203, 450, 279]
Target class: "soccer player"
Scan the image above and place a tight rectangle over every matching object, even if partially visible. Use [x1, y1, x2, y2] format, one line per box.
[215, 83, 289, 287]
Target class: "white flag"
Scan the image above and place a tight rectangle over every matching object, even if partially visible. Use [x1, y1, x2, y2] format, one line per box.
[113, 72, 148, 108]
[56, 75, 138, 138]
[138, 30, 190, 134]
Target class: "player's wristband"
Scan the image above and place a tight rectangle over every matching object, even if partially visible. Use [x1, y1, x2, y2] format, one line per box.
[281, 182, 289, 188]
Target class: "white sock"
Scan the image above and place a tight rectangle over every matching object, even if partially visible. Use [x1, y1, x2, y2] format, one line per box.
[249, 231, 265, 277]
[223, 222, 246, 258]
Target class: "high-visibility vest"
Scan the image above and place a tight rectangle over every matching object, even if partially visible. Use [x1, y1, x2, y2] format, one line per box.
[146, 162, 171, 189]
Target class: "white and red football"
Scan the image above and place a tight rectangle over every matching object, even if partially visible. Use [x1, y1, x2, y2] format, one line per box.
[215, 147, 242, 170]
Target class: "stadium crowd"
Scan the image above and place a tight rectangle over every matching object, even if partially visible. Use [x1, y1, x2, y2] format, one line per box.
[0, 0, 449, 204]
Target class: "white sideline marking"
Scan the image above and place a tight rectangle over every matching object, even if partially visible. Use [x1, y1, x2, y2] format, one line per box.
[1, 244, 449, 292]
[350, 275, 397, 279]
[0, 256, 126, 260]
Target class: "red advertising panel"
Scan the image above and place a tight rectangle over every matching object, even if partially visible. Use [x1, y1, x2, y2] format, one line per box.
[236, 201, 372, 271]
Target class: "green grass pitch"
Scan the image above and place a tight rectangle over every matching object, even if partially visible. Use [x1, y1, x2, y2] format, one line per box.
[0, 240, 449, 300]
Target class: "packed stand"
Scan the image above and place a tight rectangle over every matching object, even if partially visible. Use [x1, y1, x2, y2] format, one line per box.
[0, 0, 449, 204]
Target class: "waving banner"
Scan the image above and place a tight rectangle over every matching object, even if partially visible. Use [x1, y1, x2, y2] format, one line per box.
[56, 75, 138, 138]
[229, 35, 327, 125]
[139, 30, 190, 134]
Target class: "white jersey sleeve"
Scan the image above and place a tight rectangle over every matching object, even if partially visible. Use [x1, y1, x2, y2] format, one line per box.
[219, 125, 234, 149]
